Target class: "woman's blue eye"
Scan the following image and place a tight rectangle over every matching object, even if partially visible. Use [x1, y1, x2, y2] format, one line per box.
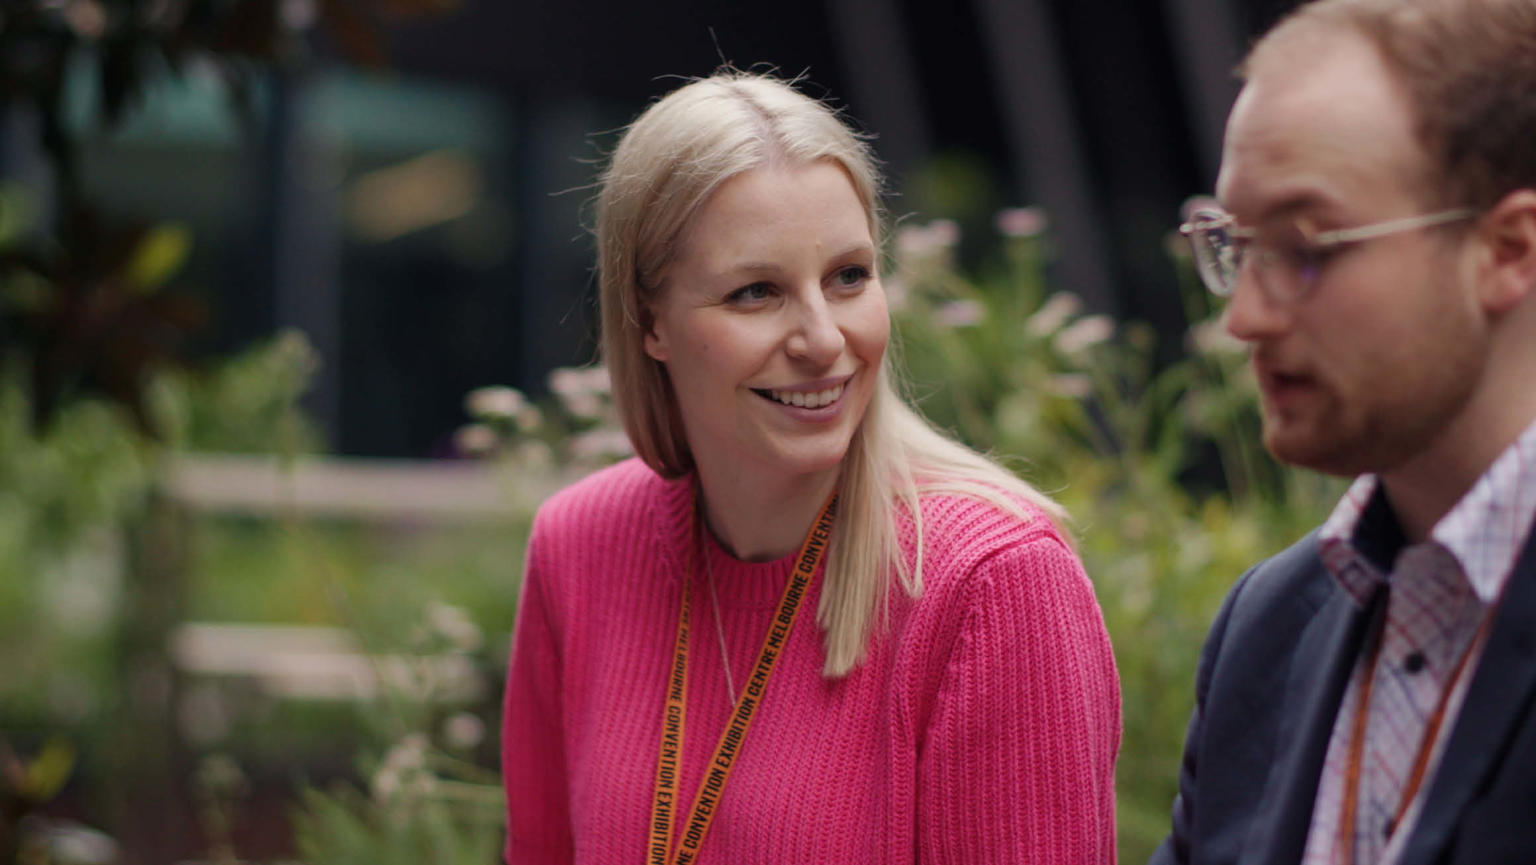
[728, 282, 773, 303]
[834, 266, 870, 287]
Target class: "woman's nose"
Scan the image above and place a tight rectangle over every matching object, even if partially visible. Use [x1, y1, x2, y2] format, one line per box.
[785, 291, 846, 364]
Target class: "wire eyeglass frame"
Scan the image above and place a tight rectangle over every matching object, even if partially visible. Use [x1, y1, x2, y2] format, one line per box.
[1178, 205, 1478, 302]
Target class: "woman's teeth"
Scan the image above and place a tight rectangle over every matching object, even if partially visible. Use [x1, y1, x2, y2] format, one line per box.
[766, 384, 844, 408]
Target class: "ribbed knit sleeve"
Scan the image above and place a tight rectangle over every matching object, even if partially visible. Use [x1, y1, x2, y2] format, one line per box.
[503, 515, 575, 864]
[916, 532, 1121, 865]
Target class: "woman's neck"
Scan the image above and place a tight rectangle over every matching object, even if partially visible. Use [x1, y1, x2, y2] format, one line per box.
[694, 458, 839, 562]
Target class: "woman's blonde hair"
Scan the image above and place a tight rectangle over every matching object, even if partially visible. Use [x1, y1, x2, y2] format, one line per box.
[597, 71, 1065, 676]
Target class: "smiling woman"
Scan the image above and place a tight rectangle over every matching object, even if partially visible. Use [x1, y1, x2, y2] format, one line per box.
[641, 160, 890, 557]
[500, 71, 1120, 865]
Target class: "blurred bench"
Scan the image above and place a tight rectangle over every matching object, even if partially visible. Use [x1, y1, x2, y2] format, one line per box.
[169, 622, 482, 701]
[160, 453, 576, 703]
[163, 452, 569, 522]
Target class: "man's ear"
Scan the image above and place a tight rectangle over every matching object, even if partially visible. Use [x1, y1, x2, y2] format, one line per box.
[1477, 189, 1536, 315]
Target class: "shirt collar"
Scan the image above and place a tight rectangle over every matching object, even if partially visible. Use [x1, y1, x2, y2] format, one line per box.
[1319, 475, 1396, 605]
[1319, 414, 1536, 606]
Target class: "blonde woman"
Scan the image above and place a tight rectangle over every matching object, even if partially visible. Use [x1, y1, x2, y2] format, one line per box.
[501, 71, 1119, 864]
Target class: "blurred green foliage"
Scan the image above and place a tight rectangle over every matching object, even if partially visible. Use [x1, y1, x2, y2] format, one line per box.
[886, 213, 1342, 862]
[284, 602, 507, 865]
[0, 324, 523, 862]
[149, 328, 325, 457]
[1, 3, 472, 861]
[0, 374, 148, 734]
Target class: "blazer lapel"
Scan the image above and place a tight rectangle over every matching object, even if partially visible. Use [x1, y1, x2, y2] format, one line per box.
[1250, 579, 1385, 865]
[1397, 530, 1536, 865]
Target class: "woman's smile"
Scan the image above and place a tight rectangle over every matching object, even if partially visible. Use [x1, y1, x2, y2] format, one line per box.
[753, 376, 851, 411]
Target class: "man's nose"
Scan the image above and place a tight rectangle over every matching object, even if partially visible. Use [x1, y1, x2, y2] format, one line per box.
[1224, 260, 1293, 342]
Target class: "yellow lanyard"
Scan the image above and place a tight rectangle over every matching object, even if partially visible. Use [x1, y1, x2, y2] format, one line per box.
[647, 492, 838, 865]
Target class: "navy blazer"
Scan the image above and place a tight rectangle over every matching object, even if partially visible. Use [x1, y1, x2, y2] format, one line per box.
[1149, 523, 1536, 865]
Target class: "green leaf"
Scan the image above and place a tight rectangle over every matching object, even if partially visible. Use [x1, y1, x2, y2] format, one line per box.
[0, 182, 38, 246]
[124, 222, 193, 293]
[23, 738, 76, 802]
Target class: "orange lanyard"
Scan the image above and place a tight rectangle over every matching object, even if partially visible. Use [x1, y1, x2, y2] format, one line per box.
[1336, 598, 1494, 865]
[647, 492, 838, 865]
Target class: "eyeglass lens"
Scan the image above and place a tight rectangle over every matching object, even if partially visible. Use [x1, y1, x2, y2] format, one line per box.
[1189, 219, 1241, 297]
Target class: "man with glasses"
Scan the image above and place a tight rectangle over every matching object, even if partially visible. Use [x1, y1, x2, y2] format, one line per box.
[1152, 1, 1536, 864]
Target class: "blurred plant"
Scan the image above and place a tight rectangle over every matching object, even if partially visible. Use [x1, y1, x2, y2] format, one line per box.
[1, 2, 461, 861]
[149, 327, 324, 457]
[288, 603, 503, 865]
[0, 201, 208, 434]
[887, 213, 1342, 863]
[0, 332, 326, 865]
[456, 363, 632, 472]
[1, 738, 74, 862]
[191, 753, 249, 865]
[0, 737, 117, 865]
[292, 770, 502, 865]
[0, 330, 322, 695]
[897, 151, 1009, 270]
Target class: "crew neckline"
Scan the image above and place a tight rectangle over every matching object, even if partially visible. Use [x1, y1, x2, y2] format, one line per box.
[650, 470, 798, 609]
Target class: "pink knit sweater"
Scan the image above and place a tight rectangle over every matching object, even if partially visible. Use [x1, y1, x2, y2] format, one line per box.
[502, 459, 1120, 864]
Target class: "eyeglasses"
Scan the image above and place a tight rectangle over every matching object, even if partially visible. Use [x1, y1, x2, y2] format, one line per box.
[1178, 204, 1478, 303]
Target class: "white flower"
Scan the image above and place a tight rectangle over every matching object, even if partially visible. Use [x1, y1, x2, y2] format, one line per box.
[927, 219, 960, 248]
[882, 275, 910, 311]
[371, 767, 400, 800]
[387, 733, 429, 771]
[272, 328, 321, 375]
[515, 403, 545, 432]
[551, 366, 613, 414]
[895, 220, 961, 259]
[1025, 292, 1082, 337]
[1186, 317, 1246, 356]
[934, 299, 985, 327]
[1054, 314, 1115, 355]
[453, 423, 498, 457]
[571, 428, 635, 461]
[465, 386, 525, 421]
[548, 367, 582, 396]
[443, 712, 486, 750]
[995, 206, 1049, 239]
[1045, 373, 1094, 399]
[562, 391, 604, 421]
[578, 365, 612, 394]
[428, 602, 482, 653]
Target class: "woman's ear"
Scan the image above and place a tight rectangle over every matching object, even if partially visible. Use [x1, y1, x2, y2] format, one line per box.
[1477, 189, 1536, 315]
[642, 309, 670, 363]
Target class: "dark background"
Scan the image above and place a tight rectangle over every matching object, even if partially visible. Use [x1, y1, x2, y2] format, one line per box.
[7, 0, 1302, 458]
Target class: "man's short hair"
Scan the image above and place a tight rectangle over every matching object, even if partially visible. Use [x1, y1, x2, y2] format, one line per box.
[1248, 0, 1536, 209]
